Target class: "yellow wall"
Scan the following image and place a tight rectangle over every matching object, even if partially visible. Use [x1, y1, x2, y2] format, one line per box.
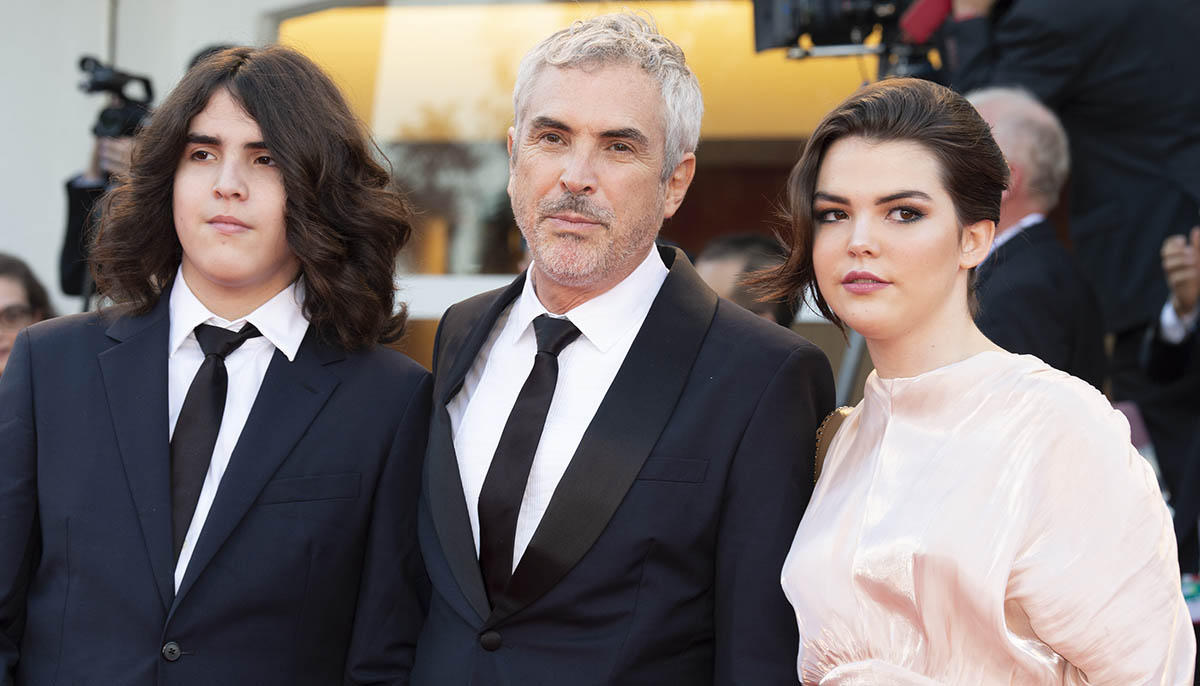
[280, 1, 872, 143]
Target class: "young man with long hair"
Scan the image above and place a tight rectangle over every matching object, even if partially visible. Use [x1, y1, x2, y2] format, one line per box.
[0, 46, 430, 685]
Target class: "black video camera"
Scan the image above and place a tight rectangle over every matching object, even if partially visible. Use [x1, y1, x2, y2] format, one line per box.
[752, 0, 951, 81]
[78, 56, 154, 138]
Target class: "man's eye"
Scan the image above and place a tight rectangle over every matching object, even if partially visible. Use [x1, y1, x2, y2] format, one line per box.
[610, 142, 632, 153]
[541, 132, 563, 144]
[254, 155, 276, 166]
[190, 150, 214, 161]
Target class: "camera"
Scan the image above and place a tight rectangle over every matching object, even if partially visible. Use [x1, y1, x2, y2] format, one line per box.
[752, 0, 951, 80]
[78, 56, 154, 138]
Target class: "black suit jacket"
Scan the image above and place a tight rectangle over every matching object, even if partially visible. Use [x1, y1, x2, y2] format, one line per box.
[1145, 322, 1200, 571]
[0, 292, 431, 686]
[413, 247, 835, 685]
[974, 220, 1106, 389]
[946, 0, 1200, 333]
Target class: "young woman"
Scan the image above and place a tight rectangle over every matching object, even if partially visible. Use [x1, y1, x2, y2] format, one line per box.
[768, 78, 1193, 684]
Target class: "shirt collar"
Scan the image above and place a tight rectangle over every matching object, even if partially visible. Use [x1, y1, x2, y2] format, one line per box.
[168, 266, 310, 361]
[990, 212, 1045, 253]
[512, 245, 668, 353]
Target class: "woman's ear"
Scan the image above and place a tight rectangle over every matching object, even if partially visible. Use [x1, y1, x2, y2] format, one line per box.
[960, 219, 995, 270]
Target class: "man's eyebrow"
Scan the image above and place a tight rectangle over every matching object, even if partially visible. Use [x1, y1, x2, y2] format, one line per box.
[184, 133, 269, 151]
[529, 116, 571, 134]
[875, 190, 932, 204]
[185, 133, 220, 146]
[600, 127, 649, 147]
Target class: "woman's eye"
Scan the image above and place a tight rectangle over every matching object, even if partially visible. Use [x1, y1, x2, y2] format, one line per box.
[887, 207, 924, 222]
[816, 209, 847, 223]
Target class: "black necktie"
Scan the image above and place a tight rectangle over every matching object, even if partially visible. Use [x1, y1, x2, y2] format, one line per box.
[478, 314, 582, 603]
[171, 323, 262, 562]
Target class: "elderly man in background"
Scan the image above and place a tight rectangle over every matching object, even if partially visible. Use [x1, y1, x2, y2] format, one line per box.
[967, 87, 1106, 390]
[413, 13, 834, 685]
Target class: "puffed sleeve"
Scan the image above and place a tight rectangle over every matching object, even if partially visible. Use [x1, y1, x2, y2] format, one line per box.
[1007, 377, 1194, 685]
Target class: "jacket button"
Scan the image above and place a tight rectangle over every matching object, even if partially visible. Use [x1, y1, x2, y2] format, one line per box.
[161, 641, 182, 661]
[479, 630, 502, 651]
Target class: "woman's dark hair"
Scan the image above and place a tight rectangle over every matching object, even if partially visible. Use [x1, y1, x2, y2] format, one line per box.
[760, 77, 1009, 332]
[91, 45, 413, 350]
[0, 253, 57, 321]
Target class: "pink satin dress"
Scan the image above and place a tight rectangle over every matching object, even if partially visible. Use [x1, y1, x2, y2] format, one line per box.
[782, 351, 1194, 685]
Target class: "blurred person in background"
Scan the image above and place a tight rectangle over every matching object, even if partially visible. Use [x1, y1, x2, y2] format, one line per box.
[696, 233, 797, 326]
[945, 0, 1200, 501]
[1149, 228, 1200, 567]
[966, 87, 1105, 390]
[0, 254, 55, 377]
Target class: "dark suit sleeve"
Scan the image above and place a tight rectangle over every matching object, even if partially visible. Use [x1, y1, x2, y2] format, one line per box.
[713, 345, 835, 686]
[1143, 321, 1197, 384]
[0, 330, 41, 685]
[945, 8, 1085, 106]
[343, 372, 434, 686]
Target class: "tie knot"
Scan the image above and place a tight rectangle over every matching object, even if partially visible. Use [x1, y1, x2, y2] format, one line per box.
[532, 315, 581, 357]
[194, 323, 262, 359]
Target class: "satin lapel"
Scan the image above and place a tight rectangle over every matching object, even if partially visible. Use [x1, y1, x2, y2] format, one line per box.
[426, 274, 525, 623]
[171, 329, 342, 608]
[97, 298, 174, 611]
[489, 247, 717, 625]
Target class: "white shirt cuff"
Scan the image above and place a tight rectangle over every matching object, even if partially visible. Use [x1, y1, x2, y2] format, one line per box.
[1160, 300, 1199, 344]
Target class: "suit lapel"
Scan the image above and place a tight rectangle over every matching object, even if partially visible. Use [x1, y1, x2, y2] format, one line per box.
[426, 274, 525, 623]
[171, 328, 342, 608]
[98, 298, 175, 611]
[489, 247, 717, 625]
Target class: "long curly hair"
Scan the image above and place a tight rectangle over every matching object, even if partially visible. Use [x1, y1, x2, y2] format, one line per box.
[90, 45, 413, 350]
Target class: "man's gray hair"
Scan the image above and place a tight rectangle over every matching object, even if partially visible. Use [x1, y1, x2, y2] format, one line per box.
[512, 12, 704, 181]
[967, 87, 1070, 210]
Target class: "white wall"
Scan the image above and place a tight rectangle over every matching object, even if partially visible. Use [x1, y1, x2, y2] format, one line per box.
[0, 0, 344, 315]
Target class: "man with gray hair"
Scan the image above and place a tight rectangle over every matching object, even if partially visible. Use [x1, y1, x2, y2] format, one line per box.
[968, 87, 1106, 389]
[413, 13, 834, 685]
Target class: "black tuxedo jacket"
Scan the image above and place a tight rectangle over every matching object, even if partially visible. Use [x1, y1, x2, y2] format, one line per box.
[946, 0, 1200, 333]
[0, 291, 431, 686]
[974, 220, 1106, 389]
[1145, 323, 1200, 572]
[412, 247, 835, 685]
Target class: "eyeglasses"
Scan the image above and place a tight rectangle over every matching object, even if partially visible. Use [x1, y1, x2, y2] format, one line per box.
[0, 304, 35, 331]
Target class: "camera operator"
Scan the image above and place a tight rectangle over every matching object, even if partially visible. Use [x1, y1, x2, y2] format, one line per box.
[944, 0, 1200, 505]
[61, 57, 152, 308]
[61, 123, 136, 303]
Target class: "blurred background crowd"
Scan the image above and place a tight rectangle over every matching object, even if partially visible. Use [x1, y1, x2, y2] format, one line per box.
[3, 0, 1199, 669]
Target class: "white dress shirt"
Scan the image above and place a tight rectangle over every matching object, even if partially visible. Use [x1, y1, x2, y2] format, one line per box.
[1160, 300, 1200, 344]
[168, 268, 310, 590]
[448, 246, 668, 570]
[989, 211, 1045, 255]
